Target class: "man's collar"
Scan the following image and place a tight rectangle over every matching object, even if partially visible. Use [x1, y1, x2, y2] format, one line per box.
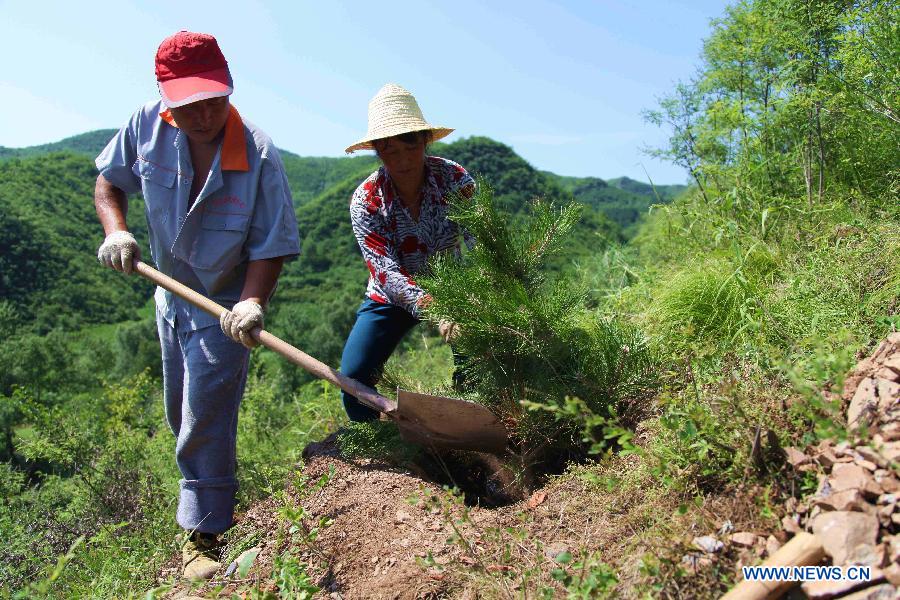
[159, 104, 250, 172]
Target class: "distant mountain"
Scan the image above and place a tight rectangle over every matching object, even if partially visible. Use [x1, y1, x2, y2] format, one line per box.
[0, 135, 625, 368]
[542, 173, 687, 231]
[0, 130, 117, 160]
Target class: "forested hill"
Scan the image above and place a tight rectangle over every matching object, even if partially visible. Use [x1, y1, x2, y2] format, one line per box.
[0, 130, 117, 160]
[1, 130, 680, 224]
[543, 173, 686, 232]
[0, 134, 630, 378]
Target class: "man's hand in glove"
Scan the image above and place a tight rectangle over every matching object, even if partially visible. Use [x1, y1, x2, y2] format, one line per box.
[220, 300, 264, 348]
[97, 230, 140, 274]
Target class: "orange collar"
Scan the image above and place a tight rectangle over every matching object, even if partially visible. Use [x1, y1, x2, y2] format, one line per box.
[159, 104, 250, 172]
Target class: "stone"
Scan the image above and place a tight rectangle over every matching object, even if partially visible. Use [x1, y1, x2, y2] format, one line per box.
[819, 449, 853, 469]
[873, 471, 900, 494]
[856, 458, 880, 472]
[877, 378, 900, 409]
[881, 422, 900, 442]
[880, 441, 900, 462]
[693, 535, 724, 554]
[766, 535, 782, 557]
[878, 504, 897, 528]
[883, 354, 900, 375]
[885, 563, 900, 586]
[847, 543, 882, 567]
[394, 509, 411, 524]
[888, 535, 900, 562]
[877, 493, 897, 505]
[835, 584, 898, 600]
[812, 511, 879, 565]
[801, 568, 885, 599]
[875, 367, 900, 383]
[830, 463, 883, 497]
[856, 446, 885, 466]
[849, 378, 879, 427]
[782, 514, 801, 534]
[730, 532, 759, 547]
[785, 446, 812, 467]
[813, 488, 869, 512]
[544, 542, 569, 560]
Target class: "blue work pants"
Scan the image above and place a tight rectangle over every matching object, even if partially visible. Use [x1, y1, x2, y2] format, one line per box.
[157, 310, 251, 534]
[339, 299, 419, 421]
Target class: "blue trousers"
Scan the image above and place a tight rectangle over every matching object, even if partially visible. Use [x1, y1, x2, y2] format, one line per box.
[157, 310, 251, 534]
[340, 299, 419, 421]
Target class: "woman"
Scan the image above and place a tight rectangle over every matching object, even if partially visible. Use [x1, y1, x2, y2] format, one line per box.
[340, 83, 474, 422]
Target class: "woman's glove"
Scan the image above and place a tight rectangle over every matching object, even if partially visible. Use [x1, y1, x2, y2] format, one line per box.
[220, 300, 264, 348]
[438, 320, 459, 343]
[97, 230, 140, 274]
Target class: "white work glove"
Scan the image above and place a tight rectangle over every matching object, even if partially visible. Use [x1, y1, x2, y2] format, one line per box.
[97, 230, 140, 274]
[220, 300, 264, 348]
[438, 319, 459, 343]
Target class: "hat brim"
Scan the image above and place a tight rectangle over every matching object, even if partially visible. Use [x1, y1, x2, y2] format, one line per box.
[159, 66, 233, 108]
[345, 126, 454, 154]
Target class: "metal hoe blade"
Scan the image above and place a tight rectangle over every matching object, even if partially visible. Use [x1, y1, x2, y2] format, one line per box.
[394, 388, 508, 454]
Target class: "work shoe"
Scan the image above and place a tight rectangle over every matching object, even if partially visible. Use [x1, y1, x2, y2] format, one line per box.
[182, 532, 222, 580]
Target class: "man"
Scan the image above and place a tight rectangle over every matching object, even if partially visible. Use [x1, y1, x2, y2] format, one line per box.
[94, 31, 300, 580]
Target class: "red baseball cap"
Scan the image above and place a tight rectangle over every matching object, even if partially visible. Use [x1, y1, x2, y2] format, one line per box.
[155, 31, 233, 108]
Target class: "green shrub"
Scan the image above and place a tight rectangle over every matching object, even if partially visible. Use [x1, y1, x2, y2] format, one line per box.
[421, 181, 657, 465]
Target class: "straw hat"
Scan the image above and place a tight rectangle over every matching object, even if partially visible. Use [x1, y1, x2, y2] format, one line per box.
[345, 83, 454, 153]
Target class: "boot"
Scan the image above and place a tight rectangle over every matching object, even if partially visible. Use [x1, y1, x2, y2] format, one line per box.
[182, 532, 222, 580]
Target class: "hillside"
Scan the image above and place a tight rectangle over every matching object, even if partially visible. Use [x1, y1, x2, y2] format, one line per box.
[544, 172, 686, 230]
[0, 129, 678, 229]
[3, 1, 897, 594]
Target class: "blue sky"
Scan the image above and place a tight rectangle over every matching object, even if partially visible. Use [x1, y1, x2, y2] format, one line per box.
[0, 0, 728, 184]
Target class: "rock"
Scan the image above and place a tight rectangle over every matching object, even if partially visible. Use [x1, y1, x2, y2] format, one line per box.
[835, 583, 897, 600]
[847, 543, 882, 567]
[801, 568, 885, 599]
[856, 446, 885, 466]
[878, 504, 897, 528]
[849, 378, 879, 427]
[883, 354, 900, 375]
[544, 542, 569, 560]
[730, 532, 759, 547]
[877, 378, 900, 409]
[394, 509, 411, 524]
[782, 514, 801, 534]
[812, 511, 879, 565]
[887, 535, 900, 562]
[819, 449, 853, 469]
[830, 463, 883, 497]
[693, 535, 724, 554]
[879, 442, 900, 463]
[855, 458, 880, 472]
[873, 471, 899, 494]
[885, 563, 900, 586]
[877, 493, 897, 505]
[786, 447, 812, 467]
[876, 367, 900, 383]
[813, 488, 870, 512]
[881, 423, 900, 442]
[766, 535, 782, 557]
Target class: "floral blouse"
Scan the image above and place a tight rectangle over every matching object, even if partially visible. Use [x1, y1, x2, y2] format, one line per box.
[349, 156, 475, 317]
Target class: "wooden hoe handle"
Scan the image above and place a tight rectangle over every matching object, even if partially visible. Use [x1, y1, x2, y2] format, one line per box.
[720, 532, 826, 600]
[134, 261, 396, 414]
